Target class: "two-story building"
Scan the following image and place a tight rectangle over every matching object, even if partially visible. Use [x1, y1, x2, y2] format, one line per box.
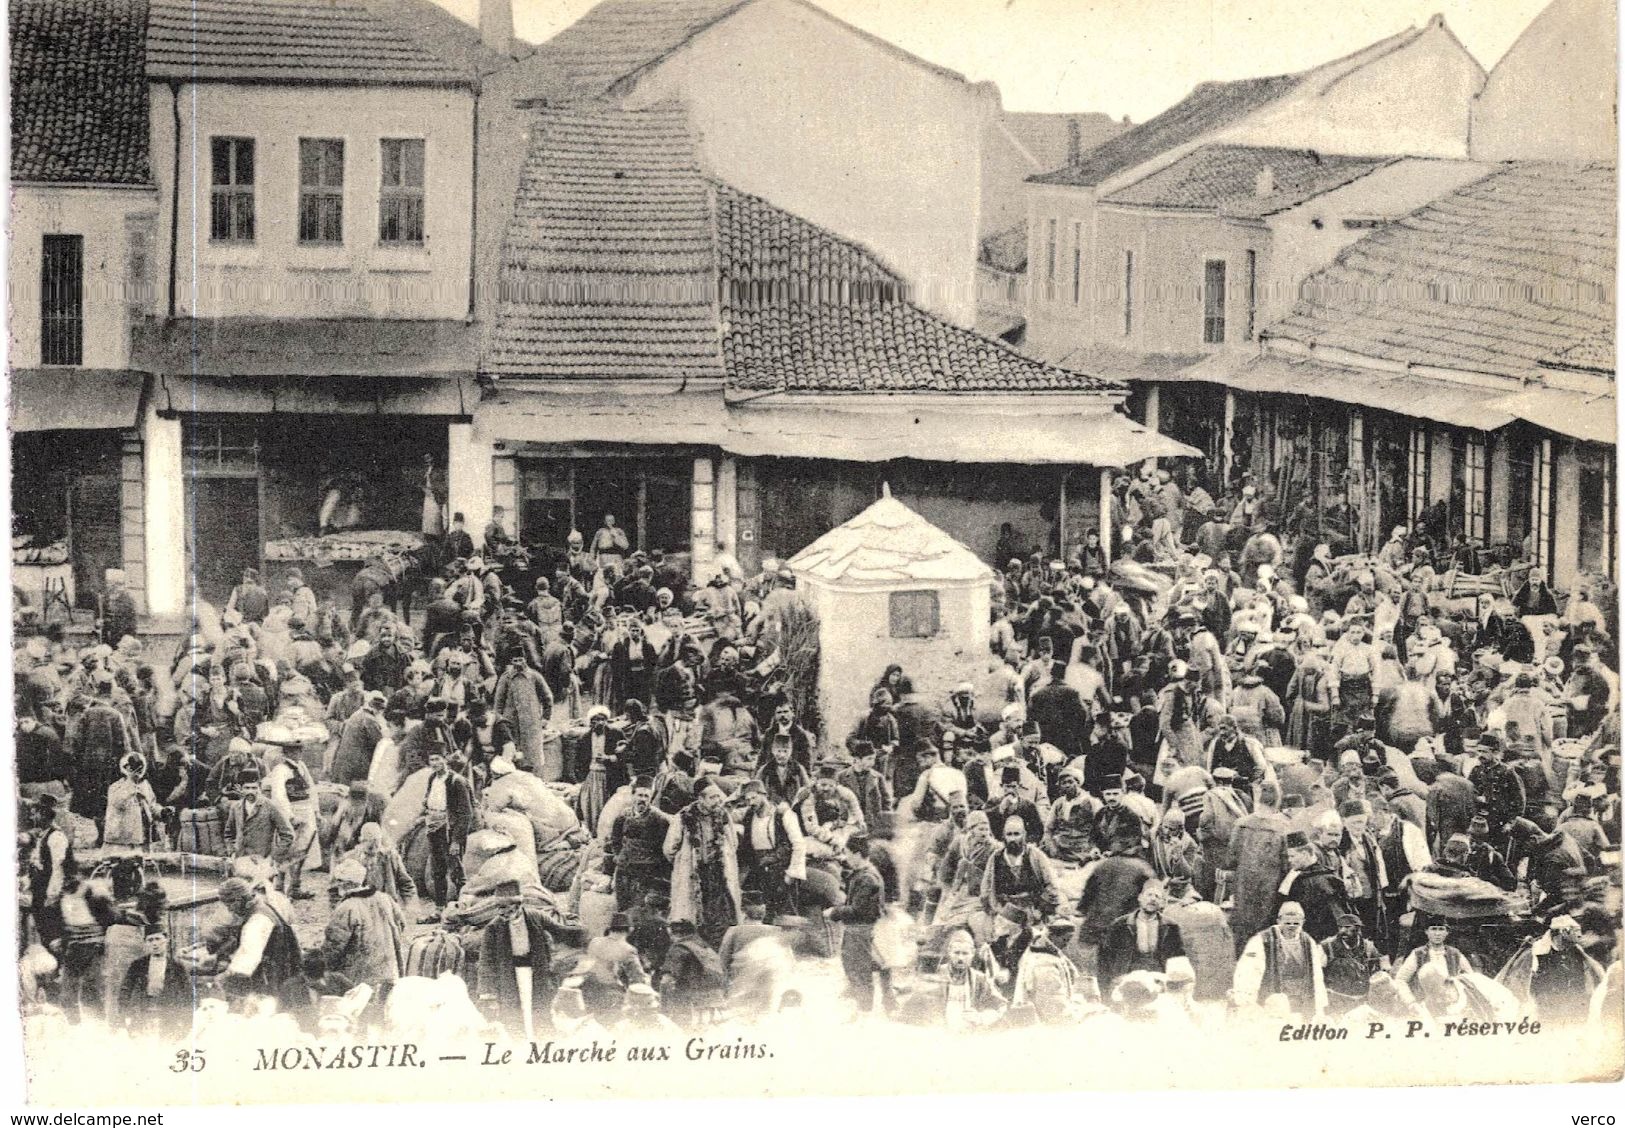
[127, 0, 487, 613]
[8, 0, 159, 619]
[1018, 17, 1487, 474]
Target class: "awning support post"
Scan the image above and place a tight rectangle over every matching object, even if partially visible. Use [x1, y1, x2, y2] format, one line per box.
[1222, 390, 1236, 487]
[1057, 469, 1069, 560]
[1099, 466, 1113, 561]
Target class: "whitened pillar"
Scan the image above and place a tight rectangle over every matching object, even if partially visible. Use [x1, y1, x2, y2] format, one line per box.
[141, 402, 186, 620]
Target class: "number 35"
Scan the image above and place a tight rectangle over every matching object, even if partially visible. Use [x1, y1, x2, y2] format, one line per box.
[169, 1050, 206, 1073]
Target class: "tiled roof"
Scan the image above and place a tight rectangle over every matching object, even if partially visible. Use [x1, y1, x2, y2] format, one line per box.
[1001, 111, 1128, 172]
[524, 0, 750, 103]
[522, 0, 970, 106]
[1269, 162, 1616, 377]
[789, 494, 993, 585]
[487, 103, 1119, 396]
[718, 184, 1116, 394]
[1029, 74, 1302, 188]
[1546, 334, 1614, 373]
[360, 0, 528, 80]
[146, 0, 469, 85]
[485, 103, 724, 381]
[1105, 144, 1389, 213]
[979, 223, 1028, 273]
[10, 0, 151, 184]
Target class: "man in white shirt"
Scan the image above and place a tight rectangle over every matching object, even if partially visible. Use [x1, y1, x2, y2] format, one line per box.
[215, 877, 302, 999]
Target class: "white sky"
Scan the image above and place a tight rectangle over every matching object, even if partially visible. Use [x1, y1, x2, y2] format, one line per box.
[433, 0, 1556, 119]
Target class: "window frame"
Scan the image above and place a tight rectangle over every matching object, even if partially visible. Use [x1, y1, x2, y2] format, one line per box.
[1122, 249, 1135, 337]
[298, 138, 346, 245]
[209, 136, 257, 243]
[40, 233, 84, 367]
[378, 137, 426, 245]
[1243, 248, 1258, 342]
[1044, 219, 1057, 302]
[1070, 221, 1082, 305]
[888, 589, 941, 639]
[1202, 258, 1227, 345]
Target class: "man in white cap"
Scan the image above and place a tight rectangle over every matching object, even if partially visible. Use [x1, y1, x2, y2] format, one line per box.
[1233, 901, 1327, 1017]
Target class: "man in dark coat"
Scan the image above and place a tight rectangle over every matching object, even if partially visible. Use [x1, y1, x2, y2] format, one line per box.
[1091, 776, 1145, 857]
[418, 749, 474, 922]
[1276, 831, 1352, 942]
[826, 834, 887, 1012]
[331, 692, 386, 785]
[1076, 843, 1155, 982]
[1468, 734, 1526, 844]
[99, 571, 139, 649]
[890, 678, 942, 800]
[1027, 661, 1092, 763]
[69, 672, 133, 823]
[361, 623, 413, 693]
[1097, 879, 1185, 990]
[118, 924, 195, 1040]
[609, 777, 672, 912]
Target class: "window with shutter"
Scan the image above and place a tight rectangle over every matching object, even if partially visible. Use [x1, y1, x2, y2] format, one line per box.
[1202, 259, 1226, 345]
[889, 590, 940, 638]
[379, 139, 425, 244]
[299, 139, 345, 244]
[210, 137, 256, 241]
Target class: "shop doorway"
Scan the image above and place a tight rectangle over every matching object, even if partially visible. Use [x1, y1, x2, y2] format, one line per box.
[188, 477, 260, 606]
[70, 474, 122, 612]
[574, 463, 640, 548]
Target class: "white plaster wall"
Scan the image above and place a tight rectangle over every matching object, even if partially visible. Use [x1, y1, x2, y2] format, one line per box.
[447, 422, 493, 545]
[1227, 23, 1483, 159]
[9, 185, 157, 368]
[1471, 0, 1618, 162]
[150, 83, 474, 319]
[625, 0, 985, 327]
[813, 580, 988, 737]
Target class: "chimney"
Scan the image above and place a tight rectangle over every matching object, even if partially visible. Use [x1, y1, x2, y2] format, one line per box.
[480, 0, 513, 56]
[1254, 165, 1276, 198]
[1066, 118, 1083, 165]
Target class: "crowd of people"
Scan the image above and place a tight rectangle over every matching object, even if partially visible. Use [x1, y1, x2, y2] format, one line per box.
[13, 467, 1624, 1045]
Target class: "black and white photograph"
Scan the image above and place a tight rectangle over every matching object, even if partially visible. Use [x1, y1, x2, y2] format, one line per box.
[3, 0, 1621, 1108]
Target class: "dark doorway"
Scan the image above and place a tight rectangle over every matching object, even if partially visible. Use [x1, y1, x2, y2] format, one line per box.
[189, 478, 260, 606]
[69, 472, 121, 612]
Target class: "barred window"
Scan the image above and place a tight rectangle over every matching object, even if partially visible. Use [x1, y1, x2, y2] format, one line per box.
[210, 137, 255, 242]
[298, 139, 345, 244]
[1202, 259, 1227, 345]
[40, 234, 83, 366]
[379, 139, 425, 244]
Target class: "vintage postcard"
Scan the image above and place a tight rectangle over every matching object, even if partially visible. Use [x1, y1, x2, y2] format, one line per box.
[4, 0, 1621, 1109]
